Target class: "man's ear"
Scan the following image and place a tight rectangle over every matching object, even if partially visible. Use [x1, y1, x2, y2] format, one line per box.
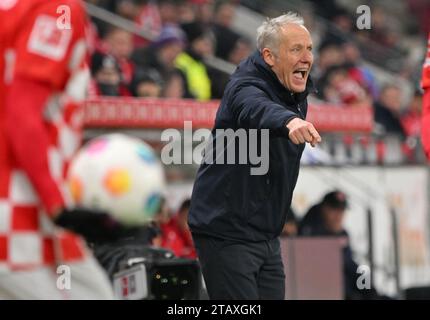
[261, 48, 275, 67]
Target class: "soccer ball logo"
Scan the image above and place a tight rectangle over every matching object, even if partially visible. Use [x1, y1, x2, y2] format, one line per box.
[68, 134, 166, 226]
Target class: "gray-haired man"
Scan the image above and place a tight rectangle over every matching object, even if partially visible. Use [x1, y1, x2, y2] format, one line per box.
[188, 12, 321, 299]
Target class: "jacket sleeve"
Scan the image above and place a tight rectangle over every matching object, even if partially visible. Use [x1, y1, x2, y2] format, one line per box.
[229, 84, 299, 137]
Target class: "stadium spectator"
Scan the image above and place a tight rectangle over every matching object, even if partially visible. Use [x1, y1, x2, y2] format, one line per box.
[163, 69, 191, 98]
[132, 0, 183, 46]
[213, 0, 235, 28]
[342, 41, 379, 99]
[212, 1, 252, 65]
[113, 0, 143, 20]
[160, 199, 196, 259]
[312, 40, 345, 81]
[130, 68, 164, 97]
[90, 52, 131, 96]
[102, 27, 135, 85]
[134, 24, 186, 73]
[228, 38, 253, 65]
[158, 0, 184, 25]
[318, 65, 371, 107]
[191, 0, 215, 25]
[321, 6, 353, 45]
[298, 191, 378, 299]
[134, 0, 163, 43]
[374, 84, 406, 137]
[132, 24, 190, 98]
[176, 22, 214, 100]
[177, 0, 196, 23]
[299, 191, 348, 236]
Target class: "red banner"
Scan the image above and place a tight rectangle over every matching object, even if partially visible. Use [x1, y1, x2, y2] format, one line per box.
[84, 97, 373, 133]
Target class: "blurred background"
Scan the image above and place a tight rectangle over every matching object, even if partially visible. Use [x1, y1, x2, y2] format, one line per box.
[80, 0, 430, 299]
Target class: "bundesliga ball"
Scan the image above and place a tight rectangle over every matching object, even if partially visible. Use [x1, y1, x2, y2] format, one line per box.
[67, 134, 166, 226]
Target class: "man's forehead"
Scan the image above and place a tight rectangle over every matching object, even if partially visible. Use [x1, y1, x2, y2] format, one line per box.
[280, 24, 312, 45]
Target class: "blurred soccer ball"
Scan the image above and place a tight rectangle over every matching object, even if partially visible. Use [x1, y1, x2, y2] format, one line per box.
[67, 133, 166, 226]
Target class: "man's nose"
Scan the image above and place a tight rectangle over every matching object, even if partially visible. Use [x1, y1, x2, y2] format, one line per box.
[300, 50, 313, 64]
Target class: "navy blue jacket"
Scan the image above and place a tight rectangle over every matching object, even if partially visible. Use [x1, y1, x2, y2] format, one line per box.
[188, 50, 314, 242]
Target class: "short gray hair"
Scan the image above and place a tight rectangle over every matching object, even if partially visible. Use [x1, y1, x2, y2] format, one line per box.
[256, 12, 304, 53]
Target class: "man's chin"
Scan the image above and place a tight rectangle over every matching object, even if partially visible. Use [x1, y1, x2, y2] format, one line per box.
[287, 79, 307, 93]
[290, 85, 306, 93]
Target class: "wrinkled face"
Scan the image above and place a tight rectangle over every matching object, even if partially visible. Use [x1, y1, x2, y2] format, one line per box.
[263, 24, 313, 93]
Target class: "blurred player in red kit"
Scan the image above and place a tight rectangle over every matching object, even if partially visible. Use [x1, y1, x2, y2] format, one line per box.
[422, 33, 430, 160]
[0, 0, 130, 299]
[160, 199, 196, 259]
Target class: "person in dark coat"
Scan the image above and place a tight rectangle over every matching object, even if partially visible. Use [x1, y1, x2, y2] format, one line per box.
[188, 12, 321, 300]
[374, 84, 406, 137]
[299, 190, 380, 300]
[131, 24, 192, 98]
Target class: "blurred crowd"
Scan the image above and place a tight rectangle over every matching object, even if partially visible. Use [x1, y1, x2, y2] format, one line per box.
[284, 0, 426, 162]
[84, 0, 428, 163]
[86, 0, 252, 100]
[302, 0, 426, 161]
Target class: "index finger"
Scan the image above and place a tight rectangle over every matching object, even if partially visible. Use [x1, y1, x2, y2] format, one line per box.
[309, 126, 322, 143]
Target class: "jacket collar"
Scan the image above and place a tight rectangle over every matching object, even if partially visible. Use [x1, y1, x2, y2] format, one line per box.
[250, 50, 316, 104]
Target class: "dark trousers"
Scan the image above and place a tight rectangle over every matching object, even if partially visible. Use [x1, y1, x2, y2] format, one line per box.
[192, 233, 285, 300]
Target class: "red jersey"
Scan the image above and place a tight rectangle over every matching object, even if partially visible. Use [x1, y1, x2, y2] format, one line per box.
[160, 215, 196, 259]
[0, 0, 90, 272]
[422, 33, 430, 159]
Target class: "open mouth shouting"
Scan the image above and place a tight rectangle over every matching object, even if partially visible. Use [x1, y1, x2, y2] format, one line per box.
[288, 65, 310, 92]
[292, 68, 309, 82]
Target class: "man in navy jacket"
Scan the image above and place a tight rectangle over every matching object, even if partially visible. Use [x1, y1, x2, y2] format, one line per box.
[188, 12, 321, 299]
